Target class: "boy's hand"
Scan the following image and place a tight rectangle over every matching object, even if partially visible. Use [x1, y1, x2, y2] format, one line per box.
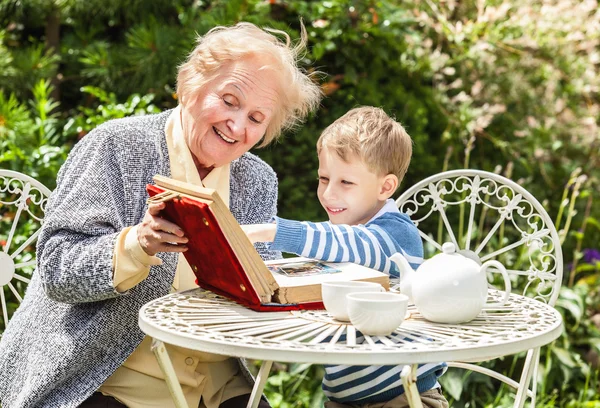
[241, 224, 276, 244]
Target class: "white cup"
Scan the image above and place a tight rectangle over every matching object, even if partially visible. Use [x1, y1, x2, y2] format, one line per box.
[347, 292, 409, 336]
[321, 281, 385, 321]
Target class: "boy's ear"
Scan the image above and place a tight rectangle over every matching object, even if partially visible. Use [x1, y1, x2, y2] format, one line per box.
[379, 174, 398, 200]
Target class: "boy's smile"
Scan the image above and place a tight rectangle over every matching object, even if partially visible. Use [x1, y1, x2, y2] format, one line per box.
[324, 206, 346, 214]
[317, 147, 394, 226]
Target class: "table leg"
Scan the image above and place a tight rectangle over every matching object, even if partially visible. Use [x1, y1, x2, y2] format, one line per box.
[151, 338, 190, 408]
[400, 364, 424, 408]
[513, 348, 539, 408]
[247, 360, 273, 408]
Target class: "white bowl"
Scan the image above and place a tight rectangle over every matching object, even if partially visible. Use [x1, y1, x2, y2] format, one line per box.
[346, 292, 409, 336]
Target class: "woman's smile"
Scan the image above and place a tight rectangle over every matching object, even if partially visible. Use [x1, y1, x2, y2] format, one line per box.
[213, 126, 236, 144]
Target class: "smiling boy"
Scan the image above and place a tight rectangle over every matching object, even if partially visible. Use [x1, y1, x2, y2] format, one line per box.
[243, 107, 448, 407]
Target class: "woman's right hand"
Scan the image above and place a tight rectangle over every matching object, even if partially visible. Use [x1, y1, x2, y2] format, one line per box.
[137, 202, 188, 256]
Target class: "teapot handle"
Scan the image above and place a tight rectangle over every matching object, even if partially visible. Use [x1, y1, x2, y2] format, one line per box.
[480, 260, 511, 307]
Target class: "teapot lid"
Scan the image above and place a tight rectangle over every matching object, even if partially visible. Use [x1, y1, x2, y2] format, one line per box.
[442, 242, 457, 254]
[421, 241, 479, 272]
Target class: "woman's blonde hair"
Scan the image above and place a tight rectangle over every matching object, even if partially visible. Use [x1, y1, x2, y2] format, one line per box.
[317, 106, 413, 182]
[177, 22, 322, 147]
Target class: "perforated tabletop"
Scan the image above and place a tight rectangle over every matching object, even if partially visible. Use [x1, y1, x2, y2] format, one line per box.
[139, 287, 562, 365]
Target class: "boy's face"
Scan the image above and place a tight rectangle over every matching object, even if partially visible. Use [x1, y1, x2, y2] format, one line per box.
[317, 148, 396, 226]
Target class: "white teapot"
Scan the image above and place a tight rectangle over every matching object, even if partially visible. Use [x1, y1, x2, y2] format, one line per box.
[390, 242, 511, 324]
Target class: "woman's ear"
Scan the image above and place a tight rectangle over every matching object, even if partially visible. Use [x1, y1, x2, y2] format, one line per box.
[379, 174, 398, 200]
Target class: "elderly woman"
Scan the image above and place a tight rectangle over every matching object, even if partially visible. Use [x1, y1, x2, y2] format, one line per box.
[0, 23, 321, 408]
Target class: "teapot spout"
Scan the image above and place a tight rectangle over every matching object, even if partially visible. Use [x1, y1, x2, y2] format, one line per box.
[389, 252, 415, 301]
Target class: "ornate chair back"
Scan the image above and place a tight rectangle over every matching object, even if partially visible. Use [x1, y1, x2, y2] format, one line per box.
[396, 169, 562, 407]
[0, 170, 51, 335]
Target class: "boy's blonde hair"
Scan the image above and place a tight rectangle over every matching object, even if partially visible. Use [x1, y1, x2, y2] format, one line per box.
[316, 106, 413, 181]
[177, 22, 322, 147]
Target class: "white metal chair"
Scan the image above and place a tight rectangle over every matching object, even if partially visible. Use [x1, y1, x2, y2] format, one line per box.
[0, 170, 51, 334]
[395, 169, 563, 408]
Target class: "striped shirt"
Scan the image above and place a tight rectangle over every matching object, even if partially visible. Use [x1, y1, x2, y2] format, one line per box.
[270, 199, 447, 404]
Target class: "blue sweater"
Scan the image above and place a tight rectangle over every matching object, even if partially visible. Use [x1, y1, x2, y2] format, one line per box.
[270, 199, 447, 404]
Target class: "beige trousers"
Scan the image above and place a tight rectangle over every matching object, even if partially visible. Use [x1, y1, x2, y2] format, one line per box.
[324, 388, 449, 408]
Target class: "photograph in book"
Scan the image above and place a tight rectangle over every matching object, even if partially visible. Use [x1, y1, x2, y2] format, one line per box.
[267, 261, 342, 277]
[148, 175, 389, 309]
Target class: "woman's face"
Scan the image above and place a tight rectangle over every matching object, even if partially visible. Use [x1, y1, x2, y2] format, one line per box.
[181, 57, 280, 174]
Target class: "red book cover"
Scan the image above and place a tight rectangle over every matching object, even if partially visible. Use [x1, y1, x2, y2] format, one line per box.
[147, 182, 323, 312]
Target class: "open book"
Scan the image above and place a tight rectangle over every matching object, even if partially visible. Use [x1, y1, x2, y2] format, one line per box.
[147, 175, 389, 311]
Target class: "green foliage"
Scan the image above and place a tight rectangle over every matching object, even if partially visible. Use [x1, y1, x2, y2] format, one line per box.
[7, 44, 60, 100]
[0, 79, 68, 185]
[64, 86, 161, 138]
[1, 0, 599, 406]
[0, 31, 16, 83]
[252, 362, 327, 408]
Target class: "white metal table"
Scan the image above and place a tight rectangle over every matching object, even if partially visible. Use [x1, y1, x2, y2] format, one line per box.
[139, 288, 563, 408]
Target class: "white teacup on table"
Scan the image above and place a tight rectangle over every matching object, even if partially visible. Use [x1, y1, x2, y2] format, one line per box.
[321, 281, 384, 321]
[346, 292, 409, 336]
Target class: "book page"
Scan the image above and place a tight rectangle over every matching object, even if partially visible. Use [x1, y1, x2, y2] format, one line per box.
[265, 257, 388, 289]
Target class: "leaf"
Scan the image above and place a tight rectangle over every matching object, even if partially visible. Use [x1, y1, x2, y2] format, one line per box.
[586, 338, 600, 354]
[312, 42, 325, 60]
[552, 347, 578, 368]
[438, 370, 463, 400]
[556, 298, 583, 325]
[586, 217, 600, 230]
[267, 371, 290, 387]
[558, 287, 585, 310]
[576, 264, 600, 273]
[289, 363, 313, 375]
[309, 390, 327, 408]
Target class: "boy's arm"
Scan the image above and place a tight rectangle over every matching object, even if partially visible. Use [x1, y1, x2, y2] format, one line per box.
[243, 216, 422, 277]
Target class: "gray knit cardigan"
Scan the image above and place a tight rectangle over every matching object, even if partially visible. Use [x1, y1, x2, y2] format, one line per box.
[0, 110, 281, 408]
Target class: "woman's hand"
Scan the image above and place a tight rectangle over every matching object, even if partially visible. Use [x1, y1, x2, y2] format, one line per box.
[137, 202, 189, 256]
[241, 224, 277, 244]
